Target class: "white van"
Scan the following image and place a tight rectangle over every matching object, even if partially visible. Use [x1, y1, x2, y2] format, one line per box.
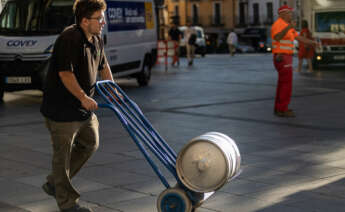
[179, 26, 206, 57]
[0, 0, 157, 100]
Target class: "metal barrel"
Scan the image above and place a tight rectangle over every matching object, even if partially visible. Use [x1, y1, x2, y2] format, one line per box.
[176, 132, 241, 193]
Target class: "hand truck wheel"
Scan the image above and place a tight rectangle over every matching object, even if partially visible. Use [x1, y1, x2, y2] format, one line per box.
[157, 188, 192, 212]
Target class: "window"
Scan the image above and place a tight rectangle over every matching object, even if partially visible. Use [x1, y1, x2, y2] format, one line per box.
[266, 2, 273, 24]
[192, 3, 198, 25]
[0, 0, 74, 35]
[174, 5, 179, 16]
[253, 3, 259, 25]
[213, 2, 221, 25]
[239, 2, 247, 25]
[171, 5, 179, 24]
[315, 11, 345, 32]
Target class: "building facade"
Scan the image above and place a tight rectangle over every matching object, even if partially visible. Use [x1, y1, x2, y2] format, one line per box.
[165, 0, 237, 35]
[162, 0, 300, 50]
[236, 0, 300, 30]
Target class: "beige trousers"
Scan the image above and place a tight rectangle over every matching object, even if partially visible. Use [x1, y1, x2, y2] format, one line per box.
[229, 44, 236, 56]
[186, 44, 195, 62]
[45, 113, 99, 210]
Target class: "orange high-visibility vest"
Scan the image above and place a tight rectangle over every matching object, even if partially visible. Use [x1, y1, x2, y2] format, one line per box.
[271, 18, 298, 55]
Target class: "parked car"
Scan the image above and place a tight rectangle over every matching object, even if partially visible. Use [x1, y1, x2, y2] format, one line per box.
[240, 27, 271, 52]
[179, 26, 207, 57]
[236, 43, 256, 53]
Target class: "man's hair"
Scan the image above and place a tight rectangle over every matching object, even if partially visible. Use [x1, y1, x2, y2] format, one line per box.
[302, 20, 308, 29]
[73, 0, 107, 25]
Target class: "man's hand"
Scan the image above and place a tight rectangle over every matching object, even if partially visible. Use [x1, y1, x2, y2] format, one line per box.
[80, 95, 98, 111]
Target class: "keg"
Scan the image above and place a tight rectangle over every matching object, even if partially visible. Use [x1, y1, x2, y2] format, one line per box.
[176, 132, 241, 193]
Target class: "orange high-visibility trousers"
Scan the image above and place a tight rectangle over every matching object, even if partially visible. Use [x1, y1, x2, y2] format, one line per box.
[273, 54, 293, 112]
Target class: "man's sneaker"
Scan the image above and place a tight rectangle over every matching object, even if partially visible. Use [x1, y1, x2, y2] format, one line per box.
[274, 109, 296, 118]
[61, 204, 93, 212]
[42, 182, 56, 197]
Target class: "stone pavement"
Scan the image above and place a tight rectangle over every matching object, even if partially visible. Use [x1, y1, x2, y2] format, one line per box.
[1, 54, 345, 212]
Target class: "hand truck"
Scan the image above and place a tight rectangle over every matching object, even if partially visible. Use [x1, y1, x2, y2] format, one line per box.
[96, 80, 241, 212]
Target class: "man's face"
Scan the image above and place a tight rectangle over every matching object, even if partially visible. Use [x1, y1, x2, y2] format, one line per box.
[87, 10, 106, 36]
[281, 11, 293, 23]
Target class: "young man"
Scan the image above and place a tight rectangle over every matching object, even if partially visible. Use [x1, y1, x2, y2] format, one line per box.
[40, 0, 114, 211]
[227, 29, 238, 56]
[184, 21, 197, 66]
[168, 23, 182, 66]
[271, 5, 317, 118]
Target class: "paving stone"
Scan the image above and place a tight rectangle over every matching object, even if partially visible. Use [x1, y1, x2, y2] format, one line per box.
[18, 199, 97, 212]
[106, 195, 157, 212]
[0, 201, 30, 212]
[120, 178, 176, 196]
[290, 164, 345, 179]
[88, 150, 135, 166]
[220, 178, 274, 195]
[286, 193, 345, 212]
[202, 192, 278, 212]
[0, 179, 49, 206]
[78, 165, 154, 186]
[18, 198, 58, 212]
[16, 174, 111, 194]
[0, 147, 51, 169]
[82, 187, 148, 205]
[0, 158, 47, 178]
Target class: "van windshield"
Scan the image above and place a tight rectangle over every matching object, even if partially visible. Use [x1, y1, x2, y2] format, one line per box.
[0, 0, 74, 35]
[315, 11, 345, 33]
[196, 29, 202, 38]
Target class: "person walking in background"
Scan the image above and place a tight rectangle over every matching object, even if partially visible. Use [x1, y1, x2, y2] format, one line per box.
[40, 0, 115, 211]
[168, 23, 182, 66]
[227, 29, 238, 56]
[296, 20, 315, 73]
[271, 5, 318, 118]
[184, 21, 197, 66]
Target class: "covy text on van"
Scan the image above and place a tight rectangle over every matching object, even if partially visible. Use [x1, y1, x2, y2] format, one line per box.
[7, 40, 38, 47]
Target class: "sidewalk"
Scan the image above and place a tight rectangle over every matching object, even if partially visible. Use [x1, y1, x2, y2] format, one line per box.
[1, 54, 345, 211]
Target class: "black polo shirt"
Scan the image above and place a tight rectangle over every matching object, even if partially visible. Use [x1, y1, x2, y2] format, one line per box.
[40, 24, 107, 122]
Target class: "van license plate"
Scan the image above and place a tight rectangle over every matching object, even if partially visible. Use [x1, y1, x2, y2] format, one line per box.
[334, 55, 345, 60]
[6, 77, 32, 84]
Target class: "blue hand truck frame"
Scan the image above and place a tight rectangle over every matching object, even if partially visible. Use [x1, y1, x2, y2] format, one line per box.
[96, 80, 209, 212]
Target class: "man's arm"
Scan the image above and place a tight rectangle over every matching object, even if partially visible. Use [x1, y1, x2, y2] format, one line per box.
[100, 62, 114, 81]
[274, 24, 294, 41]
[295, 35, 317, 46]
[99, 62, 122, 99]
[59, 71, 98, 111]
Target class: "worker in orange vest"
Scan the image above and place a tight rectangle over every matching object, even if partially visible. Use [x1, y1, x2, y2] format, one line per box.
[271, 5, 318, 117]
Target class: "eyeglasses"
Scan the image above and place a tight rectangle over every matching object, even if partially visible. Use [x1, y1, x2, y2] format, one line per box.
[88, 16, 105, 23]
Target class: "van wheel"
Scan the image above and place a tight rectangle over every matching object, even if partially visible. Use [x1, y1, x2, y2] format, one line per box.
[0, 75, 4, 102]
[0, 88, 4, 103]
[137, 57, 151, 86]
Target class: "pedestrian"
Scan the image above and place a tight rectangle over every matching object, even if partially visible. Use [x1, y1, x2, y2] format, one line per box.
[271, 5, 318, 118]
[168, 23, 182, 66]
[227, 29, 238, 56]
[40, 0, 115, 211]
[296, 20, 315, 73]
[184, 21, 197, 66]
